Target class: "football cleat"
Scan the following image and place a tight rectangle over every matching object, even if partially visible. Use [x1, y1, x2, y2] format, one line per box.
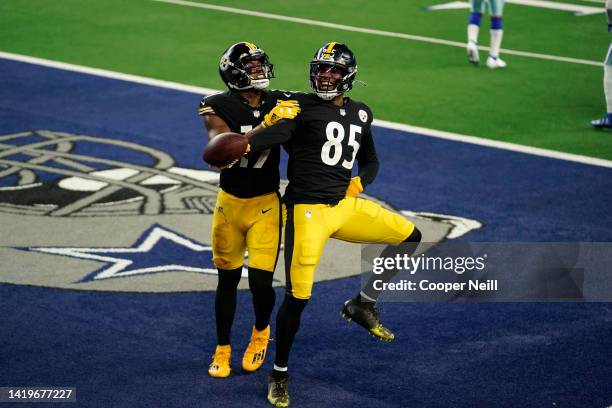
[467, 41, 480, 65]
[242, 325, 270, 372]
[341, 298, 395, 342]
[486, 56, 507, 69]
[591, 115, 612, 129]
[208, 344, 231, 378]
[267, 375, 290, 407]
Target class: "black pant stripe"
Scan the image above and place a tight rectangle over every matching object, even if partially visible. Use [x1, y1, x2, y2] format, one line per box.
[284, 204, 295, 296]
[272, 191, 282, 272]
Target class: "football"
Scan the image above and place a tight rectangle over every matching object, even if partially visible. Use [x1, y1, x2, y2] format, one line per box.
[202, 132, 248, 168]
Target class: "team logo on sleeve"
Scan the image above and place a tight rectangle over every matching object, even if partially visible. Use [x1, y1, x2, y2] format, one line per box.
[358, 109, 368, 122]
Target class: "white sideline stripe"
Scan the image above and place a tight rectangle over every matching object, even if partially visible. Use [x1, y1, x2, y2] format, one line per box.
[1, 51, 611, 170]
[375, 120, 612, 169]
[150, 0, 602, 67]
[0, 51, 221, 96]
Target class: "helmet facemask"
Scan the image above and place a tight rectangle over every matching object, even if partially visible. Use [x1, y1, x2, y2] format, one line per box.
[219, 43, 275, 91]
[309, 62, 356, 100]
[234, 53, 274, 90]
[309, 42, 357, 100]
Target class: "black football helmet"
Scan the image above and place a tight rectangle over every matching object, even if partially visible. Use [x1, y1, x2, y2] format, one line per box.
[310, 42, 357, 100]
[219, 42, 274, 90]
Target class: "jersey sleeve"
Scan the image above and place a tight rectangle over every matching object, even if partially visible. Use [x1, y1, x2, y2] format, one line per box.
[198, 95, 219, 116]
[249, 120, 296, 152]
[356, 104, 379, 186]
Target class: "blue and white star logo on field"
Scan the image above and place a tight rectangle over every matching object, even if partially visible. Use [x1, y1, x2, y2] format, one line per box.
[24, 224, 242, 282]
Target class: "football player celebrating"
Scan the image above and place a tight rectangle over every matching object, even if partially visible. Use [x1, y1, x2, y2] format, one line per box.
[245, 42, 421, 407]
[199, 42, 299, 378]
[592, 0, 612, 128]
[466, 0, 507, 69]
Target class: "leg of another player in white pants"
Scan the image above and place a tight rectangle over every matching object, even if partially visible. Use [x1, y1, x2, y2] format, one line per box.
[487, 0, 506, 69]
[467, 0, 484, 64]
[592, 43, 612, 128]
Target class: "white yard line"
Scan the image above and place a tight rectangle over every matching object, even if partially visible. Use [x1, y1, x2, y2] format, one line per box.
[567, 0, 605, 4]
[150, 0, 602, 67]
[1, 51, 611, 169]
[508, 0, 602, 15]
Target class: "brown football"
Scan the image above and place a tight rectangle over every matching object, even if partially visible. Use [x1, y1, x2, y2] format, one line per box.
[202, 132, 248, 168]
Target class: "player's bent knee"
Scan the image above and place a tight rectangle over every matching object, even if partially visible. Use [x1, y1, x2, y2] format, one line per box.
[384, 211, 415, 239]
[214, 255, 243, 270]
[288, 277, 314, 299]
[404, 226, 422, 243]
[289, 284, 312, 300]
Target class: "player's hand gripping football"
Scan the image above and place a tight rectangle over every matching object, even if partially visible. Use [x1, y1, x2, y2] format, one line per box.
[262, 100, 301, 128]
[345, 176, 363, 197]
[218, 144, 250, 170]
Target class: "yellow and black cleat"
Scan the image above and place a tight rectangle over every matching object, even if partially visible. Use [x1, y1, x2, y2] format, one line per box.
[242, 325, 270, 372]
[208, 344, 231, 378]
[341, 298, 395, 342]
[267, 375, 290, 407]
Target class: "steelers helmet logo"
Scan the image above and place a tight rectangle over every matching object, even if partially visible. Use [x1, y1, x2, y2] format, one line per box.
[220, 56, 230, 71]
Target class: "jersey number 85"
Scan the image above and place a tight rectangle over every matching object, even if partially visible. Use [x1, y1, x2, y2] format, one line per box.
[321, 121, 361, 170]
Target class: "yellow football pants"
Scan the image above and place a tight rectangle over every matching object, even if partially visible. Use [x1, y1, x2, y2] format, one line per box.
[211, 189, 282, 272]
[284, 197, 414, 299]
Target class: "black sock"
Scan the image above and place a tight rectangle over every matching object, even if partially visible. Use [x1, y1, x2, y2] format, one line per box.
[274, 294, 308, 368]
[271, 368, 289, 379]
[248, 267, 276, 331]
[360, 227, 422, 302]
[214, 267, 242, 345]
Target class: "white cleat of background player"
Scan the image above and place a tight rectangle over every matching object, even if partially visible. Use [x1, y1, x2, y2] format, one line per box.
[486, 56, 507, 69]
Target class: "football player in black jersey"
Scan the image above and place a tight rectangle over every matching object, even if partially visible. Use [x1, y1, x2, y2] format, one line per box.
[199, 42, 299, 378]
[245, 42, 422, 407]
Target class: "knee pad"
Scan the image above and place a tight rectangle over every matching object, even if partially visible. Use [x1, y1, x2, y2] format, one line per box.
[468, 12, 482, 25]
[490, 16, 502, 30]
[296, 240, 320, 267]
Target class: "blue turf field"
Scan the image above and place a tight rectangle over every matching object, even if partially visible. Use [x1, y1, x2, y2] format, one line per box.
[1, 59, 612, 407]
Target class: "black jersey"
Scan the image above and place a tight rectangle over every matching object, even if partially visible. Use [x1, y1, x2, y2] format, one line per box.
[199, 89, 290, 198]
[249, 93, 379, 205]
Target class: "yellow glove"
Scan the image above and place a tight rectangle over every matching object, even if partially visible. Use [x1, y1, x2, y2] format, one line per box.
[262, 100, 301, 128]
[346, 176, 364, 197]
